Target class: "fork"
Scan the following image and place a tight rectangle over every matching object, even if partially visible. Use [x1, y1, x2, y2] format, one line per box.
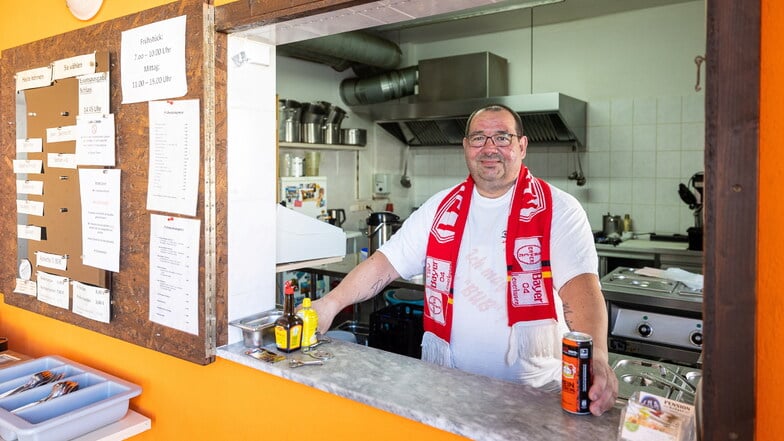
[11, 381, 79, 413]
[0, 370, 61, 399]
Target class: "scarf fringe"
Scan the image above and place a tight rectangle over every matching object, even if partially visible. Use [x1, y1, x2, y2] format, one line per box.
[421, 331, 455, 368]
[506, 320, 560, 365]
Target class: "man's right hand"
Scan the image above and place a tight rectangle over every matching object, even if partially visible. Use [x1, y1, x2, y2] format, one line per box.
[310, 295, 342, 334]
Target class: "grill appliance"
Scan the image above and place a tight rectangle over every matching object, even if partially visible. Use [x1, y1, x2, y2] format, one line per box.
[601, 266, 703, 405]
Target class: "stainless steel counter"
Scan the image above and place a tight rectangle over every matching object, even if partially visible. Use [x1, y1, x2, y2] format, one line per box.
[595, 239, 703, 276]
[217, 340, 621, 440]
[594, 238, 699, 255]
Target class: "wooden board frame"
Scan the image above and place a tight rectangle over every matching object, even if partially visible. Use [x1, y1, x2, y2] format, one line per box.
[0, 0, 220, 365]
[213, 0, 760, 436]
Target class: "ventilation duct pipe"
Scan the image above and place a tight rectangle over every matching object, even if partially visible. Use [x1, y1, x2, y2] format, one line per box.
[339, 66, 418, 106]
[278, 31, 403, 73]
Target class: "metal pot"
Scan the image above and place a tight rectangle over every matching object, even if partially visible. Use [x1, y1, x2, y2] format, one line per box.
[324, 123, 341, 144]
[300, 102, 328, 124]
[325, 104, 347, 125]
[366, 211, 401, 254]
[302, 123, 325, 143]
[341, 128, 367, 146]
[602, 213, 623, 237]
[278, 99, 302, 142]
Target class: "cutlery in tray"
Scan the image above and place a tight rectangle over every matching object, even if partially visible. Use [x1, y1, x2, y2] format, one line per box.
[0, 355, 141, 441]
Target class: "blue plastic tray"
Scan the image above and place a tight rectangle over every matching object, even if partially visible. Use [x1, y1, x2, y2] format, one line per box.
[0, 356, 141, 441]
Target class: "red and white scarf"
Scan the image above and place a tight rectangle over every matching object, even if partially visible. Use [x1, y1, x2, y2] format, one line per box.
[422, 166, 559, 367]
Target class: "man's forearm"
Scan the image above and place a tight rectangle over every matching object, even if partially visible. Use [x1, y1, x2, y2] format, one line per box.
[322, 251, 399, 311]
[559, 273, 609, 357]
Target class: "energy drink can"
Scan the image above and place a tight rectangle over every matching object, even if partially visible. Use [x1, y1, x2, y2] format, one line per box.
[561, 331, 593, 415]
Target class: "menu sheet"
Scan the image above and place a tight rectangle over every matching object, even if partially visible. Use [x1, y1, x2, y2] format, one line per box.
[146, 99, 200, 216]
[148, 214, 200, 335]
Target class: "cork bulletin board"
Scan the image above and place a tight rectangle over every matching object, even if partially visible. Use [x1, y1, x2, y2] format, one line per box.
[0, 0, 223, 365]
[21, 52, 112, 289]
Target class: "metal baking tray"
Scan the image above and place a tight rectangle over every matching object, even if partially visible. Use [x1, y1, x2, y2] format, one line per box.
[229, 309, 283, 348]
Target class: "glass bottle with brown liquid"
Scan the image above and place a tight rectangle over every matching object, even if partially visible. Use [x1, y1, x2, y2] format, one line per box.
[275, 280, 303, 352]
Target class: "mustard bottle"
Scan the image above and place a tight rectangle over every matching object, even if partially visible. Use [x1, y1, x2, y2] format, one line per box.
[298, 297, 319, 349]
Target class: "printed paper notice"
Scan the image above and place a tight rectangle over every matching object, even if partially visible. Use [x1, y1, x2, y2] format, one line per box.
[37, 271, 70, 309]
[16, 66, 53, 92]
[149, 214, 200, 335]
[76, 114, 116, 166]
[16, 138, 43, 153]
[146, 99, 200, 216]
[17, 199, 44, 216]
[18, 225, 42, 241]
[14, 279, 37, 296]
[72, 281, 111, 323]
[78, 72, 110, 115]
[17, 180, 44, 195]
[121, 15, 187, 104]
[79, 169, 121, 272]
[47, 126, 77, 143]
[13, 160, 42, 174]
[47, 153, 78, 169]
[52, 53, 96, 80]
[35, 251, 68, 271]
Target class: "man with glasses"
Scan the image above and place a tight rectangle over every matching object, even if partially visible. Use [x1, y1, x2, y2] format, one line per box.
[312, 104, 617, 416]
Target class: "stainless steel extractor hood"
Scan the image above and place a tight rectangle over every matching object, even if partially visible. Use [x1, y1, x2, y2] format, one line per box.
[343, 52, 587, 148]
[350, 92, 586, 148]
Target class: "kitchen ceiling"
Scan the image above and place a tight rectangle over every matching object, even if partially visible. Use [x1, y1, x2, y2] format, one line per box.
[242, 0, 699, 47]
[376, 0, 697, 44]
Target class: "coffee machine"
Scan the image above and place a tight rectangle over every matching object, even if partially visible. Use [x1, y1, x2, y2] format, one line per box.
[678, 172, 704, 250]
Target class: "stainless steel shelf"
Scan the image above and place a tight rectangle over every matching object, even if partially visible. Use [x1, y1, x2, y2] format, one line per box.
[279, 142, 364, 151]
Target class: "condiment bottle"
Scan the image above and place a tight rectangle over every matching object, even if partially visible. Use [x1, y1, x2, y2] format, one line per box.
[297, 297, 319, 349]
[275, 281, 303, 353]
[623, 214, 632, 233]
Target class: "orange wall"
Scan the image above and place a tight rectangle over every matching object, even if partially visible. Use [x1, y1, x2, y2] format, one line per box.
[0, 1, 463, 439]
[758, 0, 784, 438]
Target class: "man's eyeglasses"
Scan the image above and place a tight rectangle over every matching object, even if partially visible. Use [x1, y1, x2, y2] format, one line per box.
[466, 133, 519, 148]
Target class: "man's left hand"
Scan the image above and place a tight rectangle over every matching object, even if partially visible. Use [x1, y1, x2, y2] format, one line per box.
[588, 356, 618, 416]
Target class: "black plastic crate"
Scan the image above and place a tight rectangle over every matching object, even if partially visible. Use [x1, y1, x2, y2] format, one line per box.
[368, 304, 424, 358]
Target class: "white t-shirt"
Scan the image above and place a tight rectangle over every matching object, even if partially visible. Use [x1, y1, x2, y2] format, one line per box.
[379, 181, 598, 389]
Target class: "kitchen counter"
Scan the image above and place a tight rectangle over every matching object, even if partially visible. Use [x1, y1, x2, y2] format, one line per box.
[217, 340, 620, 440]
[595, 238, 700, 255]
[595, 238, 703, 276]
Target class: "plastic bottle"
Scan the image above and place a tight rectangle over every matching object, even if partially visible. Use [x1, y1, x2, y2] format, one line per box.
[623, 214, 632, 233]
[275, 280, 303, 352]
[297, 297, 319, 349]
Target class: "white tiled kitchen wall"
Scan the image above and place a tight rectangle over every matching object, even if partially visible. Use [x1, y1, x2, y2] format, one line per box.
[577, 95, 705, 234]
[409, 94, 704, 235]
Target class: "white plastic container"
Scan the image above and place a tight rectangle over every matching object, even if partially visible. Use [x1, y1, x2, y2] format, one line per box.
[0, 356, 142, 441]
